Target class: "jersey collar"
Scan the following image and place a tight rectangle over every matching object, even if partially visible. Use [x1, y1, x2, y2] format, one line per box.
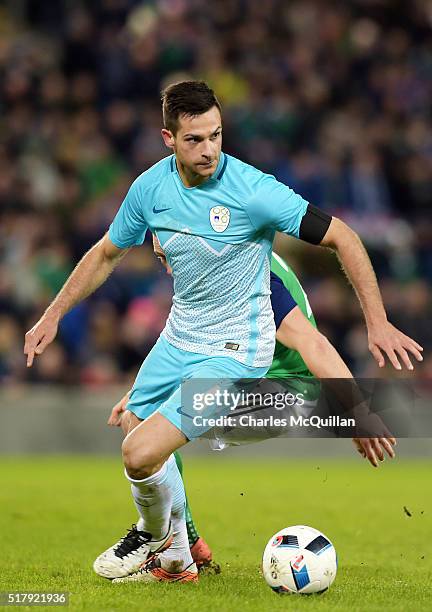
[171, 152, 227, 189]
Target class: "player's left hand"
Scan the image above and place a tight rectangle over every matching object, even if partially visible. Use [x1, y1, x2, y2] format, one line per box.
[107, 391, 131, 426]
[352, 436, 396, 467]
[367, 321, 423, 371]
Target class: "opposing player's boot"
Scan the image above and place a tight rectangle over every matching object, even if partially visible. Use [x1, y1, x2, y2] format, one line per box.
[93, 519, 173, 579]
[112, 557, 198, 584]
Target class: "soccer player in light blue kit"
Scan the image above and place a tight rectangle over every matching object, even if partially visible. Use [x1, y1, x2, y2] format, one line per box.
[25, 81, 423, 584]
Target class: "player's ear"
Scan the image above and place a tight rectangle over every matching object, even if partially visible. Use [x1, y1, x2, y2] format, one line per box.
[161, 128, 175, 149]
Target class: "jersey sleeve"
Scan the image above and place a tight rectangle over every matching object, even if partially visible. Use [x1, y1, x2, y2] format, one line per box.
[248, 173, 309, 237]
[109, 178, 148, 248]
[270, 271, 298, 329]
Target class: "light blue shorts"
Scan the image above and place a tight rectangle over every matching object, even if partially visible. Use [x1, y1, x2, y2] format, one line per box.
[127, 335, 269, 440]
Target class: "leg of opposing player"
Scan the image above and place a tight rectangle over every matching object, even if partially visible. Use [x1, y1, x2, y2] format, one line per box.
[173, 451, 217, 571]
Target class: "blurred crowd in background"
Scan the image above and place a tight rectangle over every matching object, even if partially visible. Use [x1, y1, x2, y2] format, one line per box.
[1, 0, 431, 386]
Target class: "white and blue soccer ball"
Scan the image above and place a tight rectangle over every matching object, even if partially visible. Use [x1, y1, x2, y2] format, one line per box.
[262, 525, 337, 595]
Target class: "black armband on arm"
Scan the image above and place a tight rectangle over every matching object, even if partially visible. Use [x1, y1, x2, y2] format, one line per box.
[299, 204, 332, 245]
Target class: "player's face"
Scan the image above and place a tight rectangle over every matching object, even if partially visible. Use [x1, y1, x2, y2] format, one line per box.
[161, 106, 222, 185]
[152, 234, 172, 275]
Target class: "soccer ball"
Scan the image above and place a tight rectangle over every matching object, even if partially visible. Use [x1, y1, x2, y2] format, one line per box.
[262, 525, 337, 595]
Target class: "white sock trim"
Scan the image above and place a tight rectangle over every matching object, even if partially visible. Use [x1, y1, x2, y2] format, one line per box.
[124, 461, 168, 485]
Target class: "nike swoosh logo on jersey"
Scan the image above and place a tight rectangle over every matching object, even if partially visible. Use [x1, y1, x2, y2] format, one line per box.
[153, 205, 171, 214]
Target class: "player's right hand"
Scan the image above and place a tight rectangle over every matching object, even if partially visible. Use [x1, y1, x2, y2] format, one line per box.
[352, 436, 396, 468]
[24, 314, 59, 367]
[108, 392, 131, 426]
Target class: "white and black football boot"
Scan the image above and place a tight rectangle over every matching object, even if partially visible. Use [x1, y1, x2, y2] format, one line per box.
[93, 519, 173, 579]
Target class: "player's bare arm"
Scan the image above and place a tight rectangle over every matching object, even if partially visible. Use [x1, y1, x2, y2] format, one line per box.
[276, 305, 395, 468]
[24, 234, 129, 367]
[319, 216, 423, 370]
[276, 306, 352, 379]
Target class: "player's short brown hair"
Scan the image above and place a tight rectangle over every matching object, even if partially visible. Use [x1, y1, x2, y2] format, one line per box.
[161, 81, 221, 134]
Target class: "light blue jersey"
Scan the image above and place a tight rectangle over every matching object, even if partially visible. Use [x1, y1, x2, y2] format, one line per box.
[109, 152, 308, 368]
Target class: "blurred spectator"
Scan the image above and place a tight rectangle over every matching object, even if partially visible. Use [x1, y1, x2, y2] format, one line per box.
[1, 0, 431, 385]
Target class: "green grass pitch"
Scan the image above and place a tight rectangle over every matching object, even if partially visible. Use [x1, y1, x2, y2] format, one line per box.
[0, 456, 431, 611]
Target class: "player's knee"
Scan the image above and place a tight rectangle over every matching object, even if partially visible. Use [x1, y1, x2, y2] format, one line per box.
[122, 438, 157, 479]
